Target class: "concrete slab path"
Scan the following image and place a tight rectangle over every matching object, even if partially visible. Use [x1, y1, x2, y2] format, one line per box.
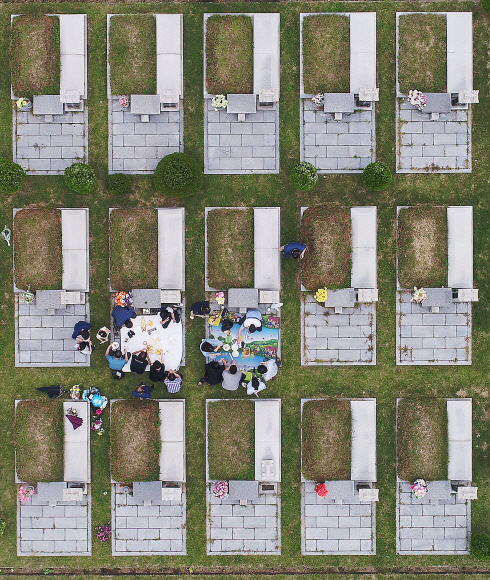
[448, 206, 473, 289]
[158, 208, 185, 291]
[255, 399, 281, 482]
[301, 481, 376, 555]
[396, 290, 471, 365]
[447, 13, 473, 93]
[61, 208, 89, 291]
[254, 207, 280, 291]
[448, 399, 472, 481]
[159, 401, 185, 482]
[253, 14, 280, 102]
[351, 400, 377, 482]
[351, 206, 377, 289]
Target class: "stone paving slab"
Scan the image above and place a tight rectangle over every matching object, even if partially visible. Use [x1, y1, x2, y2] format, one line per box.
[351, 206, 377, 289]
[396, 100, 471, 173]
[301, 481, 375, 555]
[447, 12, 473, 93]
[108, 99, 183, 174]
[207, 484, 281, 554]
[349, 12, 376, 94]
[447, 399, 472, 481]
[448, 206, 473, 289]
[253, 13, 280, 101]
[18, 492, 91, 556]
[204, 100, 279, 174]
[15, 296, 91, 367]
[158, 208, 185, 290]
[396, 480, 470, 554]
[13, 109, 88, 175]
[61, 208, 89, 291]
[300, 100, 375, 173]
[254, 207, 280, 291]
[301, 294, 376, 365]
[396, 290, 471, 365]
[255, 399, 281, 482]
[351, 400, 377, 482]
[111, 485, 186, 555]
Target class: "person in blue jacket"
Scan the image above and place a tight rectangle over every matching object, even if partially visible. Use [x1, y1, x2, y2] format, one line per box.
[132, 382, 154, 399]
[279, 241, 307, 259]
[111, 305, 136, 330]
[72, 320, 91, 339]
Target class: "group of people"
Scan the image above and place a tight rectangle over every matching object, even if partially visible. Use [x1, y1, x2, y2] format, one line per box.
[72, 321, 110, 354]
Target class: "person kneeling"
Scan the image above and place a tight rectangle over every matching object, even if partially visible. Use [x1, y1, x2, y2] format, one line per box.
[132, 382, 154, 399]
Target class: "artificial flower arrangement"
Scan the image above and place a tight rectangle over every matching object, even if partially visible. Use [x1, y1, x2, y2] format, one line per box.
[19, 485, 34, 502]
[311, 93, 325, 107]
[315, 482, 328, 497]
[91, 417, 104, 435]
[411, 286, 427, 304]
[118, 96, 129, 109]
[70, 385, 81, 400]
[212, 94, 228, 110]
[314, 287, 328, 303]
[16, 97, 31, 110]
[20, 284, 34, 304]
[115, 291, 133, 307]
[211, 481, 229, 499]
[216, 291, 225, 305]
[411, 478, 428, 499]
[407, 89, 428, 112]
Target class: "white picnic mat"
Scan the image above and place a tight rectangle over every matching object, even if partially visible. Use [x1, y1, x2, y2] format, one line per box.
[121, 315, 183, 372]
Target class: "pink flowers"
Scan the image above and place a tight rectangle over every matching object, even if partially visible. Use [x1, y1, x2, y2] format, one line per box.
[95, 524, 112, 542]
[211, 481, 228, 499]
[19, 485, 34, 502]
[95, 408, 103, 416]
[315, 483, 328, 497]
[118, 96, 129, 109]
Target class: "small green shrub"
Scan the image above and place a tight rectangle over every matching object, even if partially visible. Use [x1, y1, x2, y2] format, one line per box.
[290, 161, 318, 191]
[108, 173, 132, 195]
[471, 533, 490, 560]
[154, 153, 203, 197]
[361, 162, 392, 191]
[483, 0, 490, 13]
[0, 158, 26, 193]
[64, 163, 97, 194]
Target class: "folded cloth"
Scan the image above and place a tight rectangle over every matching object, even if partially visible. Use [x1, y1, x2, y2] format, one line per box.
[66, 414, 83, 430]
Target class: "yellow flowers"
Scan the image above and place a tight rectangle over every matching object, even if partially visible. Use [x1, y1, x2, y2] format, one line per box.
[314, 287, 328, 303]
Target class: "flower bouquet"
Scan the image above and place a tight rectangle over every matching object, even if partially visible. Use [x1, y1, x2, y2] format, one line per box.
[311, 93, 325, 107]
[216, 291, 225, 305]
[411, 286, 427, 304]
[20, 284, 35, 304]
[315, 482, 328, 497]
[314, 287, 328, 303]
[211, 481, 228, 499]
[16, 97, 31, 110]
[212, 94, 228, 111]
[407, 89, 428, 112]
[91, 417, 104, 435]
[118, 96, 129, 109]
[19, 485, 34, 502]
[115, 291, 133, 307]
[411, 478, 428, 499]
[70, 385, 81, 400]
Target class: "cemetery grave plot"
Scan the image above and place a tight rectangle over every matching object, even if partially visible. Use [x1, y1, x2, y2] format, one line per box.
[108, 14, 156, 96]
[206, 208, 254, 290]
[205, 15, 253, 95]
[109, 208, 158, 291]
[13, 209, 62, 291]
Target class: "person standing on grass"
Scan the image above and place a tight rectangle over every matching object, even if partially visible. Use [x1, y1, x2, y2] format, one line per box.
[164, 370, 182, 393]
[279, 241, 307, 259]
[189, 300, 211, 319]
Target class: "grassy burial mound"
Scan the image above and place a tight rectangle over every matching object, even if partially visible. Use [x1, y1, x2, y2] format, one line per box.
[208, 400, 255, 481]
[300, 205, 352, 291]
[109, 14, 156, 96]
[397, 205, 447, 289]
[398, 13, 447, 95]
[111, 399, 160, 483]
[206, 15, 253, 95]
[15, 399, 64, 483]
[397, 398, 448, 482]
[302, 14, 350, 95]
[14, 209, 62, 291]
[109, 208, 158, 290]
[11, 15, 60, 97]
[207, 208, 254, 289]
[302, 398, 352, 482]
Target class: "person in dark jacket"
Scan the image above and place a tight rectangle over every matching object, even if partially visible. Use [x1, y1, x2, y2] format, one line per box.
[197, 359, 226, 386]
[190, 301, 211, 320]
[72, 320, 91, 339]
[132, 382, 154, 399]
[149, 359, 166, 382]
[112, 305, 136, 330]
[130, 349, 148, 374]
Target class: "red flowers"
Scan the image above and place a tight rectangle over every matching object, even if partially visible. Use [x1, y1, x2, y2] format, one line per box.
[315, 483, 328, 497]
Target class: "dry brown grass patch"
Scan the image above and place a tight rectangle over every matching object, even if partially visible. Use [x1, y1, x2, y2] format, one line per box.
[109, 208, 158, 290]
[15, 399, 64, 483]
[301, 205, 352, 290]
[207, 208, 254, 289]
[111, 400, 160, 483]
[397, 205, 447, 288]
[14, 208, 62, 291]
[302, 15, 350, 94]
[302, 399, 351, 481]
[208, 400, 255, 480]
[397, 398, 448, 481]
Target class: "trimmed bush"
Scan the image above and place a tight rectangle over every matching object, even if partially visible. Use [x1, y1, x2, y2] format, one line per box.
[0, 158, 26, 193]
[290, 161, 318, 192]
[64, 163, 97, 194]
[154, 153, 202, 197]
[471, 533, 490, 561]
[361, 162, 392, 191]
[108, 173, 132, 195]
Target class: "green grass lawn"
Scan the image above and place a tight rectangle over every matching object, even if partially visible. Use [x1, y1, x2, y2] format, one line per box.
[1, 1, 490, 575]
